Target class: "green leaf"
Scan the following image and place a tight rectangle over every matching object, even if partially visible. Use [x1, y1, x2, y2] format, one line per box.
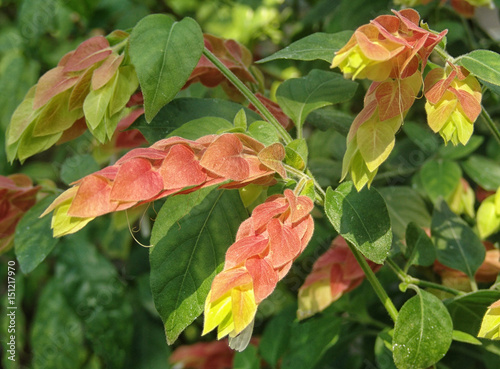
[378, 187, 431, 241]
[83, 72, 117, 130]
[452, 330, 482, 345]
[458, 50, 500, 88]
[31, 280, 87, 369]
[393, 289, 453, 369]
[276, 69, 357, 131]
[285, 138, 308, 170]
[247, 120, 280, 146]
[420, 159, 462, 203]
[405, 222, 436, 267]
[281, 306, 341, 369]
[445, 290, 500, 335]
[431, 200, 485, 279]
[325, 182, 392, 263]
[149, 187, 248, 344]
[439, 135, 483, 160]
[124, 307, 171, 369]
[167, 117, 233, 140]
[18, 0, 58, 45]
[375, 329, 397, 369]
[129, 15, 203, 122]
[56, 236, 133, 369]
[307, 108, 353, 135]
[132, 98, 262, 143]
[257, 31, 353, 63]
[234, 345, 260, 369]
[233, 109, 247, 130]
[109, 65, 139, 116]
[259, 306, 295, 366]
[60, 154, 100, 185]
[462, 155, 500, 191]
[402, 121, 440, 155]
[15, 195, 59, 274]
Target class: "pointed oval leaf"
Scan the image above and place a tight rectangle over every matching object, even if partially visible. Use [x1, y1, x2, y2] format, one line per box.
[393, 289, 453, 369]
[431, 200, 485, 279]
[378, 187, 431, 241]
[458, 50, 500, 88]
[14, 195, 59, 274]
[420, 160, 462, 203]
[404, 222, 436, 267]
[149, 187, 248, 344]
[129, 15, 204, 122]
[325, 182, 392, 263]
[276, 69, 357, 130]
[445, 290, 500, 335]
[257, 31, 353, 63]
[462, 155, 500, 191]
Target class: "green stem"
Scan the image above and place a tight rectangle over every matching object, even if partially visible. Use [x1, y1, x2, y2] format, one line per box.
[481, 107, 500, 144]
[386, 259, 465, 296]
[432, 45, 454, 64]
[283, 164, 325, 205]
[202, 48, 292, 144]
[346, 241, 399, 323]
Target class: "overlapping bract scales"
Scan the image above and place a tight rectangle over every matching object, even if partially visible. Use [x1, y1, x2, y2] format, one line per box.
[6, 31, 139, 162]
[297, 235, 381, 320]
[331, 9, 446, 81]
[342, 72, 422, 190]
[41, 133, 286, 237]
[424, 64, 482, 146]
[0, 174, 40, 253]
[203, 189, 314, 339]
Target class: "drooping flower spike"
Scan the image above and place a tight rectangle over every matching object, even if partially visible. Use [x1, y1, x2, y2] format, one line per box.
[41, 133, 286, 237]
[297, 235, 381, 320]
[342, 71, 422, 190]
[203, 189, 314, 340]
[332, 9, 447, 81]
[6, 32, 139, 162]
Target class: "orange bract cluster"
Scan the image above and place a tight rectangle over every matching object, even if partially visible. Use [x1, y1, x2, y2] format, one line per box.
[342, 72, 422, 190]
[424, 64, 482, 146]
[332, 9, 446, 81]
[185, 34, 255, 90]
[298, 236, 381, 319]
[6, 32, 139, 162]
[0, 174, 40, 253]
[203, 189, 314, 339]
[42, 133, 285, 237]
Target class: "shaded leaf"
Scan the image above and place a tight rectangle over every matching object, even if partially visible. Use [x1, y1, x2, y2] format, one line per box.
[420, 160, 462, 203]
[378, 187, 431, 241]
[15, 195, 59, 274]
[281, 306, 341, 369]
[325, 182, 392, 263]
[132, 98, 261, 143]
[431, 200, 485, 279]
[56, 236, 134, 369]
[276, 69, 357, 131]
[149, 187, 248, 344]
[31, 281, 87, 369]
[445, 290, 500, 335]
[405, 222, 436, 267]
[462, 155, 500, 191]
